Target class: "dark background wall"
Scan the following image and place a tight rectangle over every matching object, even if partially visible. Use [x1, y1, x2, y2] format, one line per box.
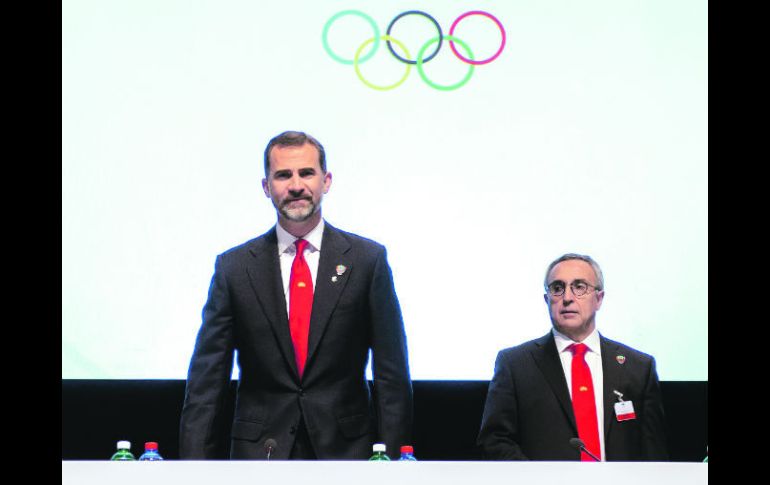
[61, 380, 707, 461]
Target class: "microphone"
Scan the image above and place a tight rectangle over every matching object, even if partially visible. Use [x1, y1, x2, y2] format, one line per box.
[569, 438, 600, 462]
[264, 438, 277, 461]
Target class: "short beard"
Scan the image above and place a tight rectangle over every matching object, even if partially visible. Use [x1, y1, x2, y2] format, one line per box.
[279, 198, 317, 222]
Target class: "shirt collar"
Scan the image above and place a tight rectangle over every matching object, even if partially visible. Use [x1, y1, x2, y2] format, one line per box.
[276, 218, 325, 255]
[552, 326, 602, 356]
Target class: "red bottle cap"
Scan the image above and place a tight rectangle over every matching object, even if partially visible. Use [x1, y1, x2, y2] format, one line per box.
[400, 445, 413, 454]
[145, 442, 158, 450]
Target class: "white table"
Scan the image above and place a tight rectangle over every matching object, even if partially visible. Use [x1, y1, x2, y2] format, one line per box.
[62, 460, 707, 485]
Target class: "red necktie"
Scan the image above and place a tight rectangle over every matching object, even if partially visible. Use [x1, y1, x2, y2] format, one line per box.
[289, 239, 313, 378]
[569, 343, 602, 461]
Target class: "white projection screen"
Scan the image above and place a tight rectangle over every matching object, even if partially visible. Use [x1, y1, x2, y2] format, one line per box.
[62, 0, 707, 381]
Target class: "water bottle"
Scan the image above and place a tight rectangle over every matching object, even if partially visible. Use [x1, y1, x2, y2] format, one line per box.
[138, 441, 164, 461]
[368, 443, 390, 461]
[110, 440, 136, 461]
[398, 445, 417, 461]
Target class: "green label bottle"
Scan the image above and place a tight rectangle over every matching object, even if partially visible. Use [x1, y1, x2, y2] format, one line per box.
[110, 440, 136, 461]
[369, 443, 390, 461]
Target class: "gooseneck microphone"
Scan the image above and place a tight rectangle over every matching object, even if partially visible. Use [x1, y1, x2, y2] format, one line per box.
[264, 439, 278, 461]
[569, 438, 600, 462]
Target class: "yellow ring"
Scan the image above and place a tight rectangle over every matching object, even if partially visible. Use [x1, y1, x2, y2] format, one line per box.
[354, 35, 412, 91]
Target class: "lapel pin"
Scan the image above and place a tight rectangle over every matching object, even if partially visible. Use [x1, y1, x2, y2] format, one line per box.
[335, 265, 347, 275]
[616, 355, 626, 365]
[331, 276, 338, 283]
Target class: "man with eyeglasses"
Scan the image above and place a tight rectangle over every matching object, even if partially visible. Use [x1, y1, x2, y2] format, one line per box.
[477, 253, 668, 461]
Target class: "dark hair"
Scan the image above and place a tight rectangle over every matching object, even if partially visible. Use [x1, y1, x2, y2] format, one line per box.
[263, 131, 326, 176]
[543, 253, 605, 291]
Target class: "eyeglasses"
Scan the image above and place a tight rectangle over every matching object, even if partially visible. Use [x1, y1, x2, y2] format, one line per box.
[546, 280, 601, 298]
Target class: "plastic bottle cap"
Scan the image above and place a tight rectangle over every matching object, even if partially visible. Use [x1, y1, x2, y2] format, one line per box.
[117, 440, 131, 449]
[145, 442, 158, 450]
[372, 443, 386, 452]
[400, 445, 413, 454]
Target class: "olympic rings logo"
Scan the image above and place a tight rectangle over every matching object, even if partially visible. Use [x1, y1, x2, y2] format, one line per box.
[322, 10, 505, 91]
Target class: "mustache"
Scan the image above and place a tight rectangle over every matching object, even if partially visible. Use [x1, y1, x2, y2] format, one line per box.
[281, 196, 313, 206]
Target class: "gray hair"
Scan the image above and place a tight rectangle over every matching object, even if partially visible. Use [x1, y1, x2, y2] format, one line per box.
[544, 253, 604, 290]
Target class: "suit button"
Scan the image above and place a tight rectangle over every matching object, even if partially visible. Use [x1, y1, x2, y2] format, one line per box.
[298, 388, 305, 397]
[290, 425, 297, 434]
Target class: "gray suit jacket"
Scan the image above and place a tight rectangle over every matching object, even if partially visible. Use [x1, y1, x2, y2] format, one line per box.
[180, 222, 413, 459]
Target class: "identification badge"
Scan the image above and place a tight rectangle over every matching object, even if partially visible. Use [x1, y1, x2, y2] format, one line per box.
[614, 400, 636, 421]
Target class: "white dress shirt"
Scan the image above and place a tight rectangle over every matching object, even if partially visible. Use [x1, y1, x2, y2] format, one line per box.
[552, 327, 606, 461]
[275, 219, 325, 314]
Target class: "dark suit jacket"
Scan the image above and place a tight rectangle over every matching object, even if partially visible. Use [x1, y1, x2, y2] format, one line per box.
[477, 332, 668, 461]
[179, 222, 413, 459]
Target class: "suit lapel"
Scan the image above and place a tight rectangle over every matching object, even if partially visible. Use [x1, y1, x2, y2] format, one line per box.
[305, 223, 352, 371]
[245, 227, 299, 378]
[530, 333, 578, 434]
[601, 335, 624, 440]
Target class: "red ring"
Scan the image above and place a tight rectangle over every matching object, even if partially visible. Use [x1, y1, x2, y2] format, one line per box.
[449, 11, 506, 65]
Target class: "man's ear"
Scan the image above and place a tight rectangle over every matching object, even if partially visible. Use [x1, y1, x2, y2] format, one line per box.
[323, 171, 332, 194]
[262, 178, 270, 198]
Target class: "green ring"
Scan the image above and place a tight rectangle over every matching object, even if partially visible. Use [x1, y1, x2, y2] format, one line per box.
[322, 10, 380, 65]
[354, 35, 412, 91]
[416, 35, 475, 91]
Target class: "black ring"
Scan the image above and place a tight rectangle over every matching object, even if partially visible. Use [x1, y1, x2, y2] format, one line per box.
[385, 10, 443, 65]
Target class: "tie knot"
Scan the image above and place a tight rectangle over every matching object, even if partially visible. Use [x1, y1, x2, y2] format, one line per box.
[294, 239, 309, 254]
[570, 343, 588, 358]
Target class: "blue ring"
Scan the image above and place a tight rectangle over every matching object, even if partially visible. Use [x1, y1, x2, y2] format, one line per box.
[385, 10, 443, 65]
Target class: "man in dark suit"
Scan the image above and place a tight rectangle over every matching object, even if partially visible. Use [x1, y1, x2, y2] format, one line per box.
[477, 253, 668, 461]
[180, 131, 413, 460]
